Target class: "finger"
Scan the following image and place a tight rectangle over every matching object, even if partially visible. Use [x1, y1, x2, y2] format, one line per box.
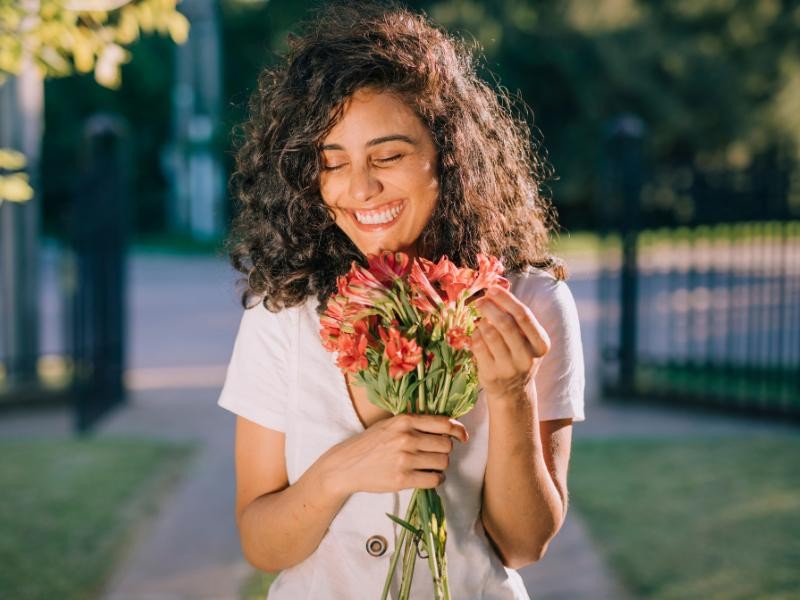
[410, 450, 450, 472]
[410, 429, 455, 453]
[475, 317, 516, 375]
[483, 287, 550, 356]
[405, 414, 469, 443]
[409, 469, 445, 489]
[477, 300, 538, 373]
[470, 326, 497, 366]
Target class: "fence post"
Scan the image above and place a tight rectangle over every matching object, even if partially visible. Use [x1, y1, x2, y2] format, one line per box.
[605, 115, 645, 395]
[66, 114, 130, 434]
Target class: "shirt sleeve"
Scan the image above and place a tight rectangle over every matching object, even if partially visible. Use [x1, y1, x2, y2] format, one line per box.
[526, 278, 586, 423]
[217, 300, 294, 432]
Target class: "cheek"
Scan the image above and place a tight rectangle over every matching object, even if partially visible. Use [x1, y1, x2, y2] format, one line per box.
[319, 180, 343, 210]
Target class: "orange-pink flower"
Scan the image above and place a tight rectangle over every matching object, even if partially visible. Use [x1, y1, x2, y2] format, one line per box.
[336, 331, 369, 373]
[408, 253, 509, 309]
[446, 327, 470, 350]
[340, 260, 392, 307]
[409, 258, 445, 312]
[464, 253, 510, 299]
[367, 251, 412, 285]
[379, 326, 423, 379]
[319, 291, 373, 352]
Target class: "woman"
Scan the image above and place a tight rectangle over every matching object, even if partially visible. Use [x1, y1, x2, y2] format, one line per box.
[218, 2, 585, 598]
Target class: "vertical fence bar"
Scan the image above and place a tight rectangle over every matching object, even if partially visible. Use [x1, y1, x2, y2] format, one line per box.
[602, 115, 645, 398]
[67, 114, 130, 434]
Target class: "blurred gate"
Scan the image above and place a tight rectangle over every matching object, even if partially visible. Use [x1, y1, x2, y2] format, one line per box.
[65, 115, 130, 433]
[597, 115, 800, 419]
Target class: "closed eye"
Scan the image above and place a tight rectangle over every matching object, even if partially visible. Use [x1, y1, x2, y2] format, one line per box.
[375, 154, 403, 165]
[321, 154, 402, 172]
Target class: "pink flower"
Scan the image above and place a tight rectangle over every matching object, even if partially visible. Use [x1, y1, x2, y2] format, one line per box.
[409, 259, 445, 312]
[446, 327, 470, 350]
[465, 253, 510, 299]
[320, 291, 372, 351]
[367, 251, 412, 285]
[439, 264, 475, 303]
[319, 293, 348, 351]
[437, 253, 511, 303]
[408, 254, 510, 307]
[379, 326, 423, 379]
[340, 261, 392, 307]
[422, 255, 456, 284]
[336, 332, 369, 373]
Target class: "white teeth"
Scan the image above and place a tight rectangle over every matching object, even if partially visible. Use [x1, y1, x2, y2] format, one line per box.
[355, 203, 402, 225]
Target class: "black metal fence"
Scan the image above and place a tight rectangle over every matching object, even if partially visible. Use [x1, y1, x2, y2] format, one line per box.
[0, 114, 129, 433]
[66, 115, 130, 432]
[598, 116, 800, 419]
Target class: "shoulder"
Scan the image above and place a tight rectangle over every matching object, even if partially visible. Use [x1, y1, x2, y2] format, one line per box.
[512, 267, 586, 421]
[509, 266, 579, 323]
[240, 296, 308, 330]
[233, 296, 311, 354]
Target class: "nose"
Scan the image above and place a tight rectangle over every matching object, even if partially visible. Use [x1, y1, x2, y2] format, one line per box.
[348, 163, 383, 203]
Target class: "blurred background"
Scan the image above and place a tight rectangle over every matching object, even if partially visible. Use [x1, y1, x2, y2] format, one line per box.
[1, 1, 798, 599]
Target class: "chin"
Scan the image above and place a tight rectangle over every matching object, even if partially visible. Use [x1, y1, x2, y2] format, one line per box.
[370, 239, 415, 254]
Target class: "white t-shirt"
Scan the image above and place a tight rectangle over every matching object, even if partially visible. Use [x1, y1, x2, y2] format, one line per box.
[218, 265, 586, 599]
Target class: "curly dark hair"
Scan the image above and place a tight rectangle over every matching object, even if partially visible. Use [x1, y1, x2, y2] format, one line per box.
[226, 0, 568, 314]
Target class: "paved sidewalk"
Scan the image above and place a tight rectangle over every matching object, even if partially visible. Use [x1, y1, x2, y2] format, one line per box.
[95, 387, 249, 600]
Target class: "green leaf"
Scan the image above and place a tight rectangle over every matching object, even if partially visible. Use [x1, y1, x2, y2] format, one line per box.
[378, 359, 389, 392]
[366, 385, 385, 410]
[385, 513, 421, 536]
[449, 371, 468, 396]
[424, 367, 445, 383]
[404, 380, 422, 403]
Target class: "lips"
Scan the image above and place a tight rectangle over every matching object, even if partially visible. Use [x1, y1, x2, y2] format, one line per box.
[348, 199, 406, 232]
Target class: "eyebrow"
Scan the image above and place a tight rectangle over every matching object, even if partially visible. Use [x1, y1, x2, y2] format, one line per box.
[320, 134, 417, 151]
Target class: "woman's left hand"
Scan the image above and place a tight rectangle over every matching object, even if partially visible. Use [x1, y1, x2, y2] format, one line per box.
[469, 286, 551, 401]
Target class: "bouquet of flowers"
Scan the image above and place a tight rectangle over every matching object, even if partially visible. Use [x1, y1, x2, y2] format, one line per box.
[319, 250, 510, 600]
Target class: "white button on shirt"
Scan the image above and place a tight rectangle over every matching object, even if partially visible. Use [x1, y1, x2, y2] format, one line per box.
[218, 266, 586, 599]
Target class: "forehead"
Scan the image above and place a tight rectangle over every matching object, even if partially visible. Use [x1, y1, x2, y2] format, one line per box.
[323, 89, 423, 143]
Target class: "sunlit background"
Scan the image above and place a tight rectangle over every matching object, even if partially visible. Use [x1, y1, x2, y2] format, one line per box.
[1, 1, 798, 599]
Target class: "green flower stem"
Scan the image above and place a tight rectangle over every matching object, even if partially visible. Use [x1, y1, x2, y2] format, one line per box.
[441, 551, 452, 600]
[418, 489, 446, 600]
[386, 288, 411, 323]
[381, 489, 419, 600]
[399, 509, 419, 600]
[416, 361, 426, 414]
[435, 372, 453, 414]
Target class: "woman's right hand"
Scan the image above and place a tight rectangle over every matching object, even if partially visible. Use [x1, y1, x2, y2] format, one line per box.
[324, 414, 469, 497]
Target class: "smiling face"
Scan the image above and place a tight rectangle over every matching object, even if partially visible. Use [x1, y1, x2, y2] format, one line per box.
[318, 88, 440, 262]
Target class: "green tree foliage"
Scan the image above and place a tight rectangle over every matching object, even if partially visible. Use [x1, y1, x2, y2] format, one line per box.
[0, 0, 189, 204]
[413, 0, 800, 223]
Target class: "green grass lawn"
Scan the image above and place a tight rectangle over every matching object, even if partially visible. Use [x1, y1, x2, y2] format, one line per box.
[633, 363, 799, 414]
[130, 232, 227, 256]
[570, 434, 800, 600]
[0, 437, 197, 600]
